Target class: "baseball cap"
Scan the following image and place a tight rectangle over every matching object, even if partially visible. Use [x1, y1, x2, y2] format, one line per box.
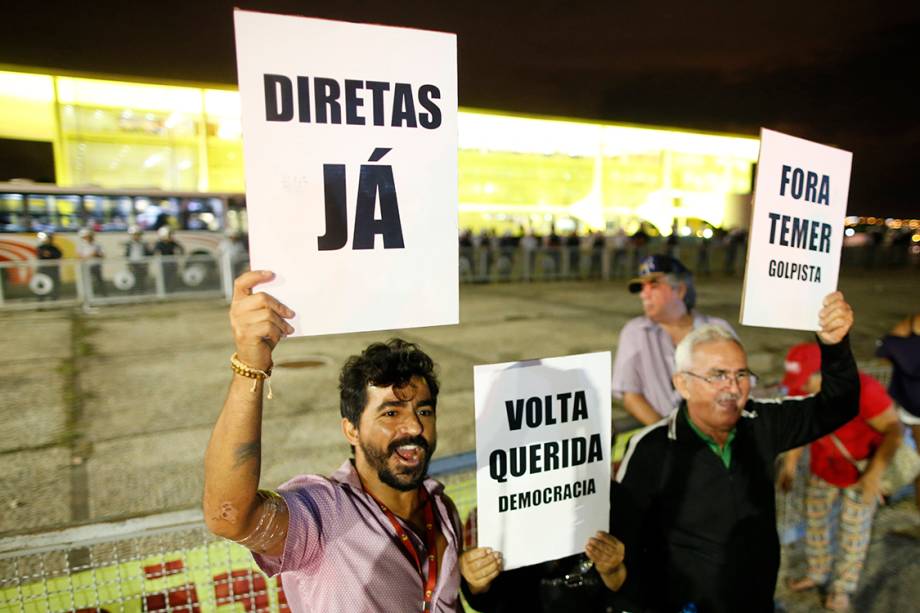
[782, 343, 821, 395]
[627, 255, 690, 293]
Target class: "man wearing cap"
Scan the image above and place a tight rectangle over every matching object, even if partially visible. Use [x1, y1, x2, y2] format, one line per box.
[77, 228, 107, 297]
[612, 254, 735, 425]
[778, 343, 901, 611]
[616, 292, 859, 613]
[153, 226, 185, 292]
[36, 231, 63, 300]
[124, 227, 151, 294]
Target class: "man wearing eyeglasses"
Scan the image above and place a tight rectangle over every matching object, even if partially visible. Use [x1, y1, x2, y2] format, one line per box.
[614, 292, 857, 613]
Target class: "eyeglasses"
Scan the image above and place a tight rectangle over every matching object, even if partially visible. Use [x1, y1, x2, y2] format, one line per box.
[682, 369, 757, 387]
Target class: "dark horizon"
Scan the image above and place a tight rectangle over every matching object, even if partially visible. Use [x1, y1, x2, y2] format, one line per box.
[3, 1, 918, 217]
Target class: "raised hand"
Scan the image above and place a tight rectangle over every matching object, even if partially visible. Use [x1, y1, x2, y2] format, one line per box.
[230, 271, 295, 370]
[816, 291, 854, 345]
[460, 547, 502, 595]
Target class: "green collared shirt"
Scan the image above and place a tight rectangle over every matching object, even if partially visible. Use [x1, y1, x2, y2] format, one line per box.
[684, 408, 735, 468]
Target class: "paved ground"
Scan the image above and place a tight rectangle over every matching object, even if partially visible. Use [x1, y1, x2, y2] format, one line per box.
[2, 269, 919, 610]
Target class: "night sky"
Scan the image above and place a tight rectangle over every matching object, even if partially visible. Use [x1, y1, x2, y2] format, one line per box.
[3, 1, 918, 217]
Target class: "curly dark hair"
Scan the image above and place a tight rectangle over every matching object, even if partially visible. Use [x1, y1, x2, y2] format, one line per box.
[339, 338, 440, 426]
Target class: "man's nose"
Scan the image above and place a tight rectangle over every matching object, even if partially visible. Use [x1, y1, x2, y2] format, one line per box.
[398, 411, 423, 436]
[725, 375, 742, 393]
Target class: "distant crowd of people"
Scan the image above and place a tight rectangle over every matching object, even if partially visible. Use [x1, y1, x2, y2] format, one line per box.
[459, 225, 751, 280]
[459, 223, 919, 281]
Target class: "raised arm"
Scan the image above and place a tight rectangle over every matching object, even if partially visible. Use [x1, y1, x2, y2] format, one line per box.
[770, 292, 860, 452]
[203, 271, 295, 556]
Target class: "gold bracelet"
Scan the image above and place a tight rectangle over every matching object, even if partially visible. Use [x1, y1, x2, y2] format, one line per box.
[230, 353, 273, 399]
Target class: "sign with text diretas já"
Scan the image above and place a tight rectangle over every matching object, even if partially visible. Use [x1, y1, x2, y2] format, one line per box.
[234, 10, 458, 336]
[474, 352, 612, 570]
[740, 129, 852, 330]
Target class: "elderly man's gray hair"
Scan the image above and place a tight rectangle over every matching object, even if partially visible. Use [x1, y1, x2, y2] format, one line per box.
[674, 325, 743, 372]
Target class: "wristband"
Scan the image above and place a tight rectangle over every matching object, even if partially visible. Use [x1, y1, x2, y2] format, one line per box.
[230, 353, 273, 399]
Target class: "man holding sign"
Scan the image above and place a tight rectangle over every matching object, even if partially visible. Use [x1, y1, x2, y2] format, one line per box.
[460, 352, 629, 611]
[203, 271, 462, 612]
[616, 292, 858, 613]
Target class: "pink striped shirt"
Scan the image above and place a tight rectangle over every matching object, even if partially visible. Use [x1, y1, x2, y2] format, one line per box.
[253, 461, 462, 613]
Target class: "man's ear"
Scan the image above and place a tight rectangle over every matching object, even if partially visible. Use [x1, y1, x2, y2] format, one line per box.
[673, 373, 691, 400]
[342, 417, 359, 447]
[676, 282, 687, 301]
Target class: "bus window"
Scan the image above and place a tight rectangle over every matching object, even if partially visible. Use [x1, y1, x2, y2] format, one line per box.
[55, 195, 81, 230]
[83, 194, 110, 229]
[113, 196, 134, 230]
[0, 193, 27, 231]
[26, 194, 55, 231]
[181, 197, 222, 231]
[134, 196, 178, 230]
[226, 196, 248, 233]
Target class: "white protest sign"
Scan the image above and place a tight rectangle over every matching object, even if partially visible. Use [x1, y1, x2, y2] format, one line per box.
[234, 10, 458, 336]
[474, 352, 612, 570]
[740, 129, 852, 330]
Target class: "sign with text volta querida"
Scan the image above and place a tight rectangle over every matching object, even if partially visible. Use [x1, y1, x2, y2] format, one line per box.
[234, 10, 458, 336]
[474, 352, 612, 570]
[741, 129, 852, 330]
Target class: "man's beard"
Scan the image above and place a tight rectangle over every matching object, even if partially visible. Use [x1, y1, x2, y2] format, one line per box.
[361, 435, 435, 492]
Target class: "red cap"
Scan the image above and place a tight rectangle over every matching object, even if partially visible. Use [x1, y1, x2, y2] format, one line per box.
[782, 343, 821, 395]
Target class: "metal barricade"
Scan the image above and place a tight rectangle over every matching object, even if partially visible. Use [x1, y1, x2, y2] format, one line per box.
[0, 459, 476, 613]
[0, 259, 83, 310]
[83, 255, 226, 307]
[0, 254, 235, 311]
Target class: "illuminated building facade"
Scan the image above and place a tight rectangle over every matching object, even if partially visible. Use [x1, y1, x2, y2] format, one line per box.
[0, 67, 760, 234]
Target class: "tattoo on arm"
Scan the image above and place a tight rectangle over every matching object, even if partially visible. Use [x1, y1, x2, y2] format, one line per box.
[233, 441, 261, 476]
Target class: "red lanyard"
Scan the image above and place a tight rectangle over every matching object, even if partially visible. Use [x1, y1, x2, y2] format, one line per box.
[368, 487, 440, 611]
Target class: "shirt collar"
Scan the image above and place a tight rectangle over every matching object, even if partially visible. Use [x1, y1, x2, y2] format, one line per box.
[639, 312, 706, 331]
[682, 405, 735, 447]
[680, 405, 735, 468]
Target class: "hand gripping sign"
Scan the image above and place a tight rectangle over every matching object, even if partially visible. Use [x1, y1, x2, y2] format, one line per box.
[740, 129, 852, 330]
[474, 352, 612, 570]
[234, 10, 458, 336]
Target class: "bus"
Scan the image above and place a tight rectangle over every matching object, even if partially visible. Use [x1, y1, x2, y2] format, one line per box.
[0, 182, 246, 262]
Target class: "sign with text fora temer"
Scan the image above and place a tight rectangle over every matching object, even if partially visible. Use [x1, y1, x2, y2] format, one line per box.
[234, 10, 458, 336]
[740, 129, 853, 330]
[474, 352, 612, 570]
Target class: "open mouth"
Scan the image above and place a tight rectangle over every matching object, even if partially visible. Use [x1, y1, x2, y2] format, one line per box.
[392, 444, 425, 467]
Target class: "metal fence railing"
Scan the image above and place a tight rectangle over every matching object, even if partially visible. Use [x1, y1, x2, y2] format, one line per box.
[3, 239, 918, 311]
[0, 254, 231, 311]
[0, 457, 477, 613]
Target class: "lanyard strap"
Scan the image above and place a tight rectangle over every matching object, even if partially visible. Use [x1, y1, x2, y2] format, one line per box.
[368, 487, 440, 611]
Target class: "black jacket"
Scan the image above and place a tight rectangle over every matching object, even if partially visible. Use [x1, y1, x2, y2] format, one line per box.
[616, 337, 859, 613]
